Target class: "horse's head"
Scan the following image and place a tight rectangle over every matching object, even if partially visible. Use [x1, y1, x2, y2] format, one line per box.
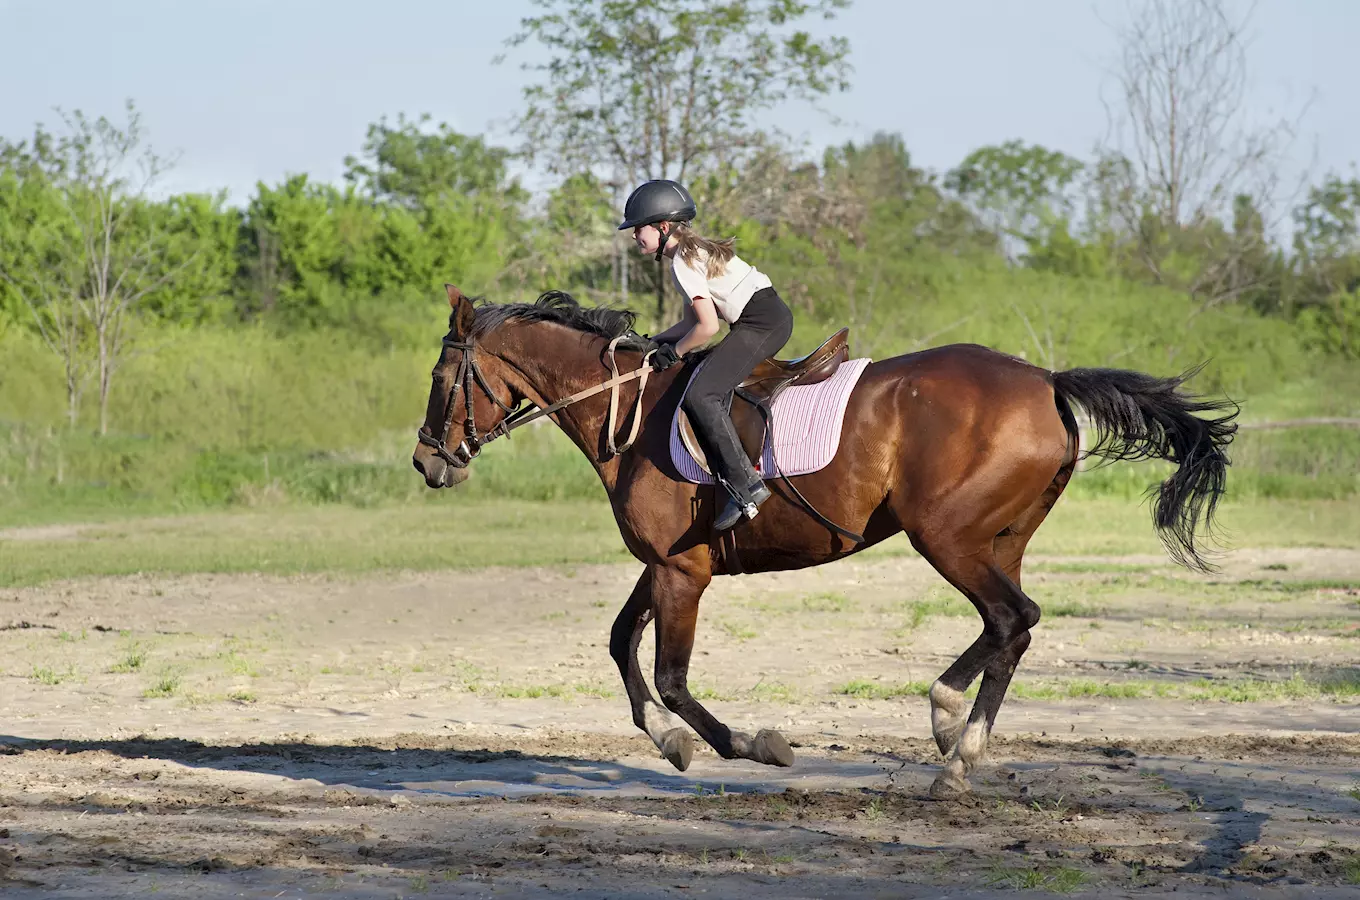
[412, 284, 520, 489]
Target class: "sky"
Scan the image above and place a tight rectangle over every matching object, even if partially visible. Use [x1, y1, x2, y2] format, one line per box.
[2, 0, 1356, 207]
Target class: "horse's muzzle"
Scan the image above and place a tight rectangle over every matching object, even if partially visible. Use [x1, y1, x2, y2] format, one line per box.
[412, 445, 469, 488]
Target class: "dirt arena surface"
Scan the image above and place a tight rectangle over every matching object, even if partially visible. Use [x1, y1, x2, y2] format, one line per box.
[1, 547, 1357, 897]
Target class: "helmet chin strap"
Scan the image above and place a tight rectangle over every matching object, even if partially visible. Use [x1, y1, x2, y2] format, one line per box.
[654, 223, 670, 262]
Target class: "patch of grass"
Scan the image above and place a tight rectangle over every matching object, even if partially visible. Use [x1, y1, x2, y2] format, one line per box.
[1019, 499, 1360, 558]
[746, 681, 798, 703]
[1225, 579, 1360, 595]
[493, 684, 570, 699]
[863, 797, 886, 822]
[898, 593, 971, 632]
[30, 664, 73, 685]
[220, 650, 258, 678]
[108, 645, 148, 673]
[2, 496, 1357, 586]
[227, 690, 257, 703]
[1043, 599, 1107, 617]
[690, 684, 732, 701]
[0, 501, 632, 587]
[986, 864, 1089, 892]
[1343, 856, 1360, 885]
[1009, 671, 1359, 702]
[571, 682, 616, 699]
[1029, 561, 1156, 575]
[799, 591, 853, 613]
[837, 679, 937, 700]
[1346, 784, 1360, 802]
[142, 673, 181, 698]
[717, 620, 758, 641]
[56, 629, 87, 642]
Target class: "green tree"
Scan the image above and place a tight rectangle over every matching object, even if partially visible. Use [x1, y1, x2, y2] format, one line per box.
[503, 0, 851, 183]
[137, 191, 241, 324]
[343, 113, 526, 209]
[945, 140, 1084, 257]
[501, 0, 852, 319]
[0, 129, 89, 423]
[1292, 171, 1360, 356]
[0, 103, 206, 432]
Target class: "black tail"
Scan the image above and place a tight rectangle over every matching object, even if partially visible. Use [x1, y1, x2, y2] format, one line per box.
[1051, 364, 1239, 572]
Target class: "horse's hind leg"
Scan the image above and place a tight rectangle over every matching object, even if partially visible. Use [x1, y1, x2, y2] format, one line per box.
[912, 541, 1039, 797]
[930, 468, 1072, 757]
[974, 466, 1072, 727]
[609, 569, 693, 771]
[650, 560, 795, 769]
[925, 467, 1072, 798]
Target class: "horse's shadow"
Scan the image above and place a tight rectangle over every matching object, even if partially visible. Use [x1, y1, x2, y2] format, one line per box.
[0, 732, 905, 803]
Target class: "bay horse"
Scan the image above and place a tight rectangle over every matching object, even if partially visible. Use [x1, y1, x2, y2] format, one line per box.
[412, 285, 1237, 798]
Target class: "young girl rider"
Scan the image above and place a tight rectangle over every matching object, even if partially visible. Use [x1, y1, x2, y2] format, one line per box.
[618, 179, 795, 532]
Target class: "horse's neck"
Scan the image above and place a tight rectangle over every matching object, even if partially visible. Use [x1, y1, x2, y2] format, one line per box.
[503, 325, 643, 485]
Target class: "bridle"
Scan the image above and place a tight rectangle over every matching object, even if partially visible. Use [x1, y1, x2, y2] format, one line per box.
[416, 338, 516, 469]
[416, 335, 656, 470]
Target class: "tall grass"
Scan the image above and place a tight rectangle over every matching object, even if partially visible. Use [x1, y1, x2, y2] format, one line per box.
[1, 264, 1356, 526]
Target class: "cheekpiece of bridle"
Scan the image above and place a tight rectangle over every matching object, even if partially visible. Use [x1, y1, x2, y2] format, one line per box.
[417, 332, 656, 472]
[416, 337, 519, 469]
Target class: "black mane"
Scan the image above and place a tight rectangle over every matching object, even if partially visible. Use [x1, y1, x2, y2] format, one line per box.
[459, 290, 650, 350]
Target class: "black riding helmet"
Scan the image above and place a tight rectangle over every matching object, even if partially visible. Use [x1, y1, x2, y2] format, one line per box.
[618, 180, 696, 260]
[617, 179, 696, 231]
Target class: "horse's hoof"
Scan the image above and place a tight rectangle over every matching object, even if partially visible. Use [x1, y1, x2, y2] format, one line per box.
[928, 771, 971, 800]
[752, 729, 795, 767]
[660, 728, 693, 772]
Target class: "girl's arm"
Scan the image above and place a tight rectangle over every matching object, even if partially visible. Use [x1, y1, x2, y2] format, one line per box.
[673, 296, 720, 355]
[652, 303, 698, 344]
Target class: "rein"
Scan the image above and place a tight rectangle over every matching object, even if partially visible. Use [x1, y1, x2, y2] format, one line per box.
[417, 335, 655, 469]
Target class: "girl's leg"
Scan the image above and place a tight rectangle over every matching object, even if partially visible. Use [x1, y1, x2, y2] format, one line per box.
[681, 292, 792, 525]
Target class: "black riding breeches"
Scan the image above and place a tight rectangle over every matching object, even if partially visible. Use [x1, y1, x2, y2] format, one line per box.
[681, 287, 794, 489]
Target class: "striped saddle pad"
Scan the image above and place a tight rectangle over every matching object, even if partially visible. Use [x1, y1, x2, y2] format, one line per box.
[670, 357, 872, 484]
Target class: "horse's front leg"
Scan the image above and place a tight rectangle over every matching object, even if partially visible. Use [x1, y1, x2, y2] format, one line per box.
[650, 561, 795, 769]
[609, 568, 693, 770]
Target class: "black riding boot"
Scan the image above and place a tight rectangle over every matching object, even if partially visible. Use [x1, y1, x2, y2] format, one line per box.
[700, 413, 772, 532]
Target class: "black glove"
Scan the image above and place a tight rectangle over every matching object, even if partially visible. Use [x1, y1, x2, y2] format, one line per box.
[650, 342, 682, 372]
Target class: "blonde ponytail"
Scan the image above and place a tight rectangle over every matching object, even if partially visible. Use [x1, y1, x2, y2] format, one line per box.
[669, 223, 736, 278]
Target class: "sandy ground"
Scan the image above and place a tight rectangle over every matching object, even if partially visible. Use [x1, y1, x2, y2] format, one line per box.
[1, 546, 1358, 897]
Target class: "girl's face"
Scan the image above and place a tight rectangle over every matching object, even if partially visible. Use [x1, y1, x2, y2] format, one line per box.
[633, 222, 668, 255]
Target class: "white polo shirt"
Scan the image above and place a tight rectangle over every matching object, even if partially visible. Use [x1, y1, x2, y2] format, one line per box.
[670, 248, 773, 324]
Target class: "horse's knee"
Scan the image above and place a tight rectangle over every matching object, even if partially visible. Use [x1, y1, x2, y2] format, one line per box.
[1018, 598, 1040, 631]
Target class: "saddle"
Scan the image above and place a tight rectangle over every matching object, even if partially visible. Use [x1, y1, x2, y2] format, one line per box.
[677, 328, 850, 474]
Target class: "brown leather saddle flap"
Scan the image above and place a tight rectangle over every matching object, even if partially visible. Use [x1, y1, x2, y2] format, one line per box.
[677, 328, 850, 475]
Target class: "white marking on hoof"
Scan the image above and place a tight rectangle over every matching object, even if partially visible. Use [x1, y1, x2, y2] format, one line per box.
[956, 718, 991, 771]
[929, 681, 968, 757]
[643, 702, 683, 748]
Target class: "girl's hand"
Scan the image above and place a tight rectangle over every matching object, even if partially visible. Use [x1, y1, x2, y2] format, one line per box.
[650, 343, 682, 371]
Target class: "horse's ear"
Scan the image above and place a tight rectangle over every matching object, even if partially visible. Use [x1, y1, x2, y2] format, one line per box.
[446, 284, 474, 337]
